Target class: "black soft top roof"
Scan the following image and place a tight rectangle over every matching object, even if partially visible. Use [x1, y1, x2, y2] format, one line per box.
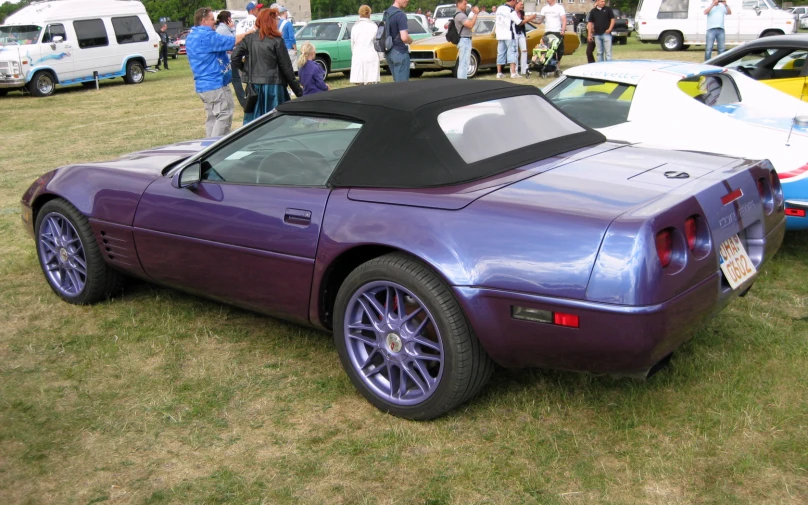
[276, 79, 606, 188]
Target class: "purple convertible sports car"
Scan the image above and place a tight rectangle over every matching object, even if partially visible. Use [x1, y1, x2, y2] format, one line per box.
[21, 80, 786, 420]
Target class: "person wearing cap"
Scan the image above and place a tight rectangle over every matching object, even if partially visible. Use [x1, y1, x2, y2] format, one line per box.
[237, 2, 263, 35]
[271, 3, 298, 71]
[186, 7, 252, 137]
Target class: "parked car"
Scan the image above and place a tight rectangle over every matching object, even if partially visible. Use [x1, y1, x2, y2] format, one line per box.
[705, 34, 807, 102]
[636, 0, 797, 51]
[175, 30, 189, 55]
[21, 79, 785, 420]
[610, 8, 632, 45]
[800, 13, 808, 29]
[543, 61, 808, 229]
[295, 14, 431, 77]
[166, 38, 179, 59]
[788, 6, 808, 19]
[407, 15, 580, 78]
[0, 0, 158, 97]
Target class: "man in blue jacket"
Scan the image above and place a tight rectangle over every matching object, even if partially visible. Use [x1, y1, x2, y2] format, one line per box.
[271, 4, 298, 70]
[186, 7, 251, 137]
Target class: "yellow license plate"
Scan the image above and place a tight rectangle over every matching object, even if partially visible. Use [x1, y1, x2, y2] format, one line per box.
[718, 235, 756, 289]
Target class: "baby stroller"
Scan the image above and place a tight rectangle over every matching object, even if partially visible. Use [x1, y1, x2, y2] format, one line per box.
[529, 33, 561, 78]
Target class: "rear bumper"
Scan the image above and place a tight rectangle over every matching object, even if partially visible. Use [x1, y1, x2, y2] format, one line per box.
[455, 217, 785, 375]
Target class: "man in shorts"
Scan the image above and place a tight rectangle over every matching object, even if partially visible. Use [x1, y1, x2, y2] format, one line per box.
[495, 0, 535, 79]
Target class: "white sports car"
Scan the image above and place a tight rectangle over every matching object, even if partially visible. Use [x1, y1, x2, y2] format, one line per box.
[544, 61, 808, 231]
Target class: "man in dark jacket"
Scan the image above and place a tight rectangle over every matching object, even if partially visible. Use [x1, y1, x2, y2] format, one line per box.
[157, 23, 169, 70]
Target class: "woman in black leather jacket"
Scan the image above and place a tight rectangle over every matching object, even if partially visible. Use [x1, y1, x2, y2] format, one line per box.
[232, 8, 303, 125]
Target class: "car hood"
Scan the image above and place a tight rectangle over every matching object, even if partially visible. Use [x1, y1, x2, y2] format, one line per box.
[410, 35, 454, 49]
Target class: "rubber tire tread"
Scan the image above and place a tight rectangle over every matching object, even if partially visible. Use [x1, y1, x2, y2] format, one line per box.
[334, 252, 494, 420]
[36, 199, 123, 305]
[27, 71, 54, 97]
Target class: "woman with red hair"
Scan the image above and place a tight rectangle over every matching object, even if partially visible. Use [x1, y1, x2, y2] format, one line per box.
[231, 8, 302, 124]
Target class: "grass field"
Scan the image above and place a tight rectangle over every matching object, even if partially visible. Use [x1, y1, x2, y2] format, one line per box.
[1, 38, 807, 505]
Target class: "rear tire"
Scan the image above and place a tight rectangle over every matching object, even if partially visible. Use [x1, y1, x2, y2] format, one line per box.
[123, 60, 145, 84]
[27, 71, 55, 97]
[333, 253, 494, 420]
[660, 31, 684, 51]
[760, 30, 783, 38]
[410, 69, 424, 78]
[35, 199, 123, 305]
[0, 89, 8, 97]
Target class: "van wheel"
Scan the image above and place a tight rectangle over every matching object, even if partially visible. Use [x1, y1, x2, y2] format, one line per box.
[760, 30, 783, 38]
[660, 31, 684, 51]
[27, 71, 56, 97]
[410, 69, 424, 78]
[0, 89, 8, 97]
[124, 61, 145, 84]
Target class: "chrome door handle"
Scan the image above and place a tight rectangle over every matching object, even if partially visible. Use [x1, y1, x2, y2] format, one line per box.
[284, 208, 312, 225]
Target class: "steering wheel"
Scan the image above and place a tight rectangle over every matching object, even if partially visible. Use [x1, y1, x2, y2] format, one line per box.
[256, 150, 330, 185]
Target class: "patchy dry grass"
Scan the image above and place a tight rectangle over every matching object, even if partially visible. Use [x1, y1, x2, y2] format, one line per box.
[0, 39, 807, 505]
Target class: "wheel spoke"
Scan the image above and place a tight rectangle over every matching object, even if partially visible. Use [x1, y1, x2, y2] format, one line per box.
[363, 362, 385, 379]
[359, 294, 385, 320]
[347, 331, 377, 348]
[413, 334, 441, 352]
[40, 237, 59, 256]
[401, 305, 423, 325]
[403, 361, 429, 394]
[412, 359, 437, 387]
[397, 365, 409, 398]
[65, 269, 81, 292]
[357, 348, 379, 369]
[411, 316, 432, 339]
[348, 321, 376, 333]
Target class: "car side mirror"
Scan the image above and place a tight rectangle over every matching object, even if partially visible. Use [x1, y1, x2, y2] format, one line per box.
[754, 6, 761, 15]
[431, 26, 439, 33]
[53, 35, 63, 43]
[173, 161, 201, 189]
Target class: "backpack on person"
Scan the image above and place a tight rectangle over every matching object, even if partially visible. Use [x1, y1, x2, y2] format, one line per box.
[374, 9, 394, 52]
[445, 12, 462, 44]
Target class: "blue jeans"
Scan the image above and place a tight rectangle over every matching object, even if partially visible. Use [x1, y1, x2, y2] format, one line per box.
[496, 39, 517, 66]
[387, 50, 410, 82]
[457, 37, 472, 79]
[705, 27, 725, 60]
[593, 33, 612, 62]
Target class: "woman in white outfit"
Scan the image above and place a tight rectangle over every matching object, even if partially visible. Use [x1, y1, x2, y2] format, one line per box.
[350, 5, 380, 85]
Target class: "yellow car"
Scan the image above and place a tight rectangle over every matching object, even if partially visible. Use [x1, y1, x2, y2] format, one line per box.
[408, 15, 580, 78]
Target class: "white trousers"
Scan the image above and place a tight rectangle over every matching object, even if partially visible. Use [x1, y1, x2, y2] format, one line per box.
[517, 34, 528, 75]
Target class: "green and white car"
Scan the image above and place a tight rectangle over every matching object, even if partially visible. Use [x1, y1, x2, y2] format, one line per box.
[296, 14, 434, 78]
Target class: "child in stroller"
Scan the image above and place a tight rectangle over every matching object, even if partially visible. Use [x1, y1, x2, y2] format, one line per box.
[529, 33, 561, 78]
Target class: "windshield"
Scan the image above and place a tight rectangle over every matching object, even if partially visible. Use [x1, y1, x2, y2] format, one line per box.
[0, 25, 42, 46]
[434, 7, 457, 18]
[297, 22, 343, 41]
[545, 77, 637, 129]
[473, 18, 496, 35]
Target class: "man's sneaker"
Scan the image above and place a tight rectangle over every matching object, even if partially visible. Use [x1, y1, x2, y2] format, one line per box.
[511, 73, 523, 79]
[496, 73, 504, 79]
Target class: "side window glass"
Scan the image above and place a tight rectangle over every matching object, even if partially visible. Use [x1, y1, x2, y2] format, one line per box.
[678, 75, 740, 107]
[74, 19, 108, 48]
[345, 22, 355, 39]
[742, 0, 766, 9]
[201, 115, 363, 186]
[657, 0, 689, 19]
[407, 18, 426, 34]
[42, 24, 67, 43]
[111, 16, 149, 44]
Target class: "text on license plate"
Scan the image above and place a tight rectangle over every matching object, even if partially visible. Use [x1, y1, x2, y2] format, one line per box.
[718, 235, 756, 290]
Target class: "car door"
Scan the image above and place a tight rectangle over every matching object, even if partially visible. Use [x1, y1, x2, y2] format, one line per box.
[759, 48, 808, 101]
[72, 18, 115, 80]
[132, 114, 364, 322]
[738, 0, 768, 42]
[38, 23, 74, 81]
[336, 22, 354, 70]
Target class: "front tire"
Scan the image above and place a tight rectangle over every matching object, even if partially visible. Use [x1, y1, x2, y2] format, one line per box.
[313, 56, 329, 80]
[27, 71, 55, 97]
[35, 199, 123, 305]
[123, 60, 145, 84]
[334, 253, 493, 420]
[660, 31, 684, 51]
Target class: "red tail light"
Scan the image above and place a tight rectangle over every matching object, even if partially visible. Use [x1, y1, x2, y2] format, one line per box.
[655, 229, 673, 268]
[684, 216, 697, 251]
[553, 312, 579, 328]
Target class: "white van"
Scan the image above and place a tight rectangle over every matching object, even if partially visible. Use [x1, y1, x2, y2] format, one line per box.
[0, 0, 159, 97]
[636, 0, 798, 51]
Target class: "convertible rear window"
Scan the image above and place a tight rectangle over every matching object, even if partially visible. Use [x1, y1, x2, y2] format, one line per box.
[437, 95, 585, 164]
[545, 78, 636, 129]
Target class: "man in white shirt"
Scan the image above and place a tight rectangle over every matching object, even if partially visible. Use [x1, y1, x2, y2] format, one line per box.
[495, 0, 535, 79]
[236, 2, 263, 36]
[540, 0, 566, 64]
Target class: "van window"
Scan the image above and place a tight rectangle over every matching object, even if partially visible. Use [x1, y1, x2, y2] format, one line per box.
[112, 16, 148, 44]
[42, 24, 66, 43]
[742, 0, 768, 10]
[74, 19, 109, 48]
[657, 0, 689, 19]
